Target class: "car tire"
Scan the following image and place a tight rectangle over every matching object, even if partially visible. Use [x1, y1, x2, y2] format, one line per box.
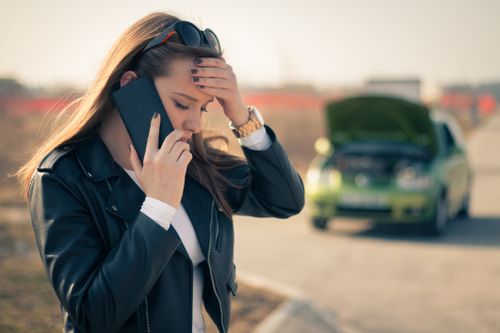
[457, 190, 470, 218]
[425, 194, 448, 236]
[311, 217, 329, 230]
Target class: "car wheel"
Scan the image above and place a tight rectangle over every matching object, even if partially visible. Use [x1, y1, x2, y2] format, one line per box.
[457, 190, 470, 218]
[311, 217, 329, 230]
[425, 194, 448, 236]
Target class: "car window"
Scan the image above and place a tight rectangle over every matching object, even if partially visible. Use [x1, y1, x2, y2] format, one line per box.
[440, 123, 456, 150]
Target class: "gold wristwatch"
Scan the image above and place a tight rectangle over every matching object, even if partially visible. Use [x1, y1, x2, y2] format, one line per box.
[228, 105, 264, 138]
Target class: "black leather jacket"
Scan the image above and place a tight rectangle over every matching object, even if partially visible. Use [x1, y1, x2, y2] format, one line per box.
[28, 124, 305, 333]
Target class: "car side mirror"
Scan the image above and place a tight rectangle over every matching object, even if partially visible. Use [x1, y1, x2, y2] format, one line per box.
[446, 145, 460, 156]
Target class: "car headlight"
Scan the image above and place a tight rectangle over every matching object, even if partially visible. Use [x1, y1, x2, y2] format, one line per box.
[306, 168, 341, 186]
[396, 166, 433, 190]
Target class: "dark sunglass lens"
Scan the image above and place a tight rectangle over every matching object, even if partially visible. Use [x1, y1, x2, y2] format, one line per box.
[179, 23, 202, 47]
[205, 29, 221, 51]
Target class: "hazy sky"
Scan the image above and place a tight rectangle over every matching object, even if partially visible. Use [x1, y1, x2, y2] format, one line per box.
[1, 0, 499, 96]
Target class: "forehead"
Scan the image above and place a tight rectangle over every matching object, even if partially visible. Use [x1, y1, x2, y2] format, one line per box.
[155, 57, 213, 103]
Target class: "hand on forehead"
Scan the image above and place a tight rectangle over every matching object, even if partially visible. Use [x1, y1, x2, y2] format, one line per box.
[159, 57, 214, 104]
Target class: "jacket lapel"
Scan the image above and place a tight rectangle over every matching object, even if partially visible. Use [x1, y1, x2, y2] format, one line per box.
[106, 170, 196, 261]
[181, 176, 211, 258]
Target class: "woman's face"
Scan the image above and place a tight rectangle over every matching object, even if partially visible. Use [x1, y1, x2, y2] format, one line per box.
[154, 57, 215, 142]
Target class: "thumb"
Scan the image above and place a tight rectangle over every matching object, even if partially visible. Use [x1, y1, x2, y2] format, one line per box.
[129, 144, 142, 178]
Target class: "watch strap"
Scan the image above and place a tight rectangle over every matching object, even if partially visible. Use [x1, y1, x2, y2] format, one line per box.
[228, 105, 264, 138]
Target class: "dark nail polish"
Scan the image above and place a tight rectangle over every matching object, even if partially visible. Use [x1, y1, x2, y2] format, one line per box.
[128, 144, 131, 151]
[191, 69, 198, 74]
[199, 85, 205, 89]
[194, 58, 202, 64]
[153, 112, 159, 119]
[192, 77, 199, 82]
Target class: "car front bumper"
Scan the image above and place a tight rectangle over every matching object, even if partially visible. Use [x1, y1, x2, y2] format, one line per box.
[305, 186, 438, 223]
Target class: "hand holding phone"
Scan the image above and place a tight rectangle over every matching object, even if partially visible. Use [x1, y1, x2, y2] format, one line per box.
[111, 77, 192, 208]
[129, 115, 192, 208]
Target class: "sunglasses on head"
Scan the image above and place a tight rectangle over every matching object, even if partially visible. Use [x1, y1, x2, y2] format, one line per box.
[139, 20, 221, 56]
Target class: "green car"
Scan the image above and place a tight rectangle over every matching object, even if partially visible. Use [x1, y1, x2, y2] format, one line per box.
[305, 95, 472, 235]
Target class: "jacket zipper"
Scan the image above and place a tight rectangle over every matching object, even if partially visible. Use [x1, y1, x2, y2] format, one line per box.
[105, 178, 151, 333]
[208, 199, 226, 333]
[214, 208, 220, 250]
[144, 295, 151, 333]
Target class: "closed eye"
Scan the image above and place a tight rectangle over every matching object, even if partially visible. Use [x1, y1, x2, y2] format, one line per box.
[174, 100, 188, 110]
[174, 100, 209, 113]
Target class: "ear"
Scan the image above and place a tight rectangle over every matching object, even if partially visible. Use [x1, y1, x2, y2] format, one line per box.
[120, 71, 139, 88]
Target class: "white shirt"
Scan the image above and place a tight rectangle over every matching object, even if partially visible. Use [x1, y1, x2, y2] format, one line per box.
[122, 121, 272, 332]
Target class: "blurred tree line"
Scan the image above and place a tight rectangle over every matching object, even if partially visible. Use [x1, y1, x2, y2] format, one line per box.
[0, 77, 84, 98]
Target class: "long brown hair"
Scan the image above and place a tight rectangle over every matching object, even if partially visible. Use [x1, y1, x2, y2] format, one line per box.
[14, 12, 248, 218]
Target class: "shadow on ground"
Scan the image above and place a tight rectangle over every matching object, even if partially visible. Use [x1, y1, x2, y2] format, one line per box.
[324, 215, 500, 248]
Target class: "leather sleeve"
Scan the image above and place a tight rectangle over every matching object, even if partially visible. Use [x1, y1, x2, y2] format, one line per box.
[28, 170, 181, 332]
[225, 124, 305, 218]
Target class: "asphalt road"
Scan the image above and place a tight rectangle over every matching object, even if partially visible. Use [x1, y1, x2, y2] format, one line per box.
[234, 112, 500, 333]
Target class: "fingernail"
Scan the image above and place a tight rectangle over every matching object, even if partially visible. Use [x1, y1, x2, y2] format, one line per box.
[192, 77, 199, 82]
[128, 144, 131, 152]
[198, 85, 205, 89]
[153, 112, 159, 119]
[194, 58, 202, 64]
[191, 69, 198, 74]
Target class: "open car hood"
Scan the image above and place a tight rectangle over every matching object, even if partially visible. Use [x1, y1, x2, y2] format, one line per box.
[325, 95, 438, 155]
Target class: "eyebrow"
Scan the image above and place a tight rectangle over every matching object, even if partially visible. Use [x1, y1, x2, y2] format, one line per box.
[172, 92, 214, 104]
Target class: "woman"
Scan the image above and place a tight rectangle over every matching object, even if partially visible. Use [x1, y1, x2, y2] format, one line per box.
[17, 12, 304, 333]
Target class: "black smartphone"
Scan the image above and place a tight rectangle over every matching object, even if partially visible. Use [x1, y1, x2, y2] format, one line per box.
[111, 77, 175, 163]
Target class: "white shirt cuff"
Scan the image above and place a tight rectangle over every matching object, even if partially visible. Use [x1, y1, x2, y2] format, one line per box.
[140, 196, 177, 231]
[238, 126, 272, 150]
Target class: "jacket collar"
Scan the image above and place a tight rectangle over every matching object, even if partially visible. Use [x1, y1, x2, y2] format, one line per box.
[73, 128, 124, 182]
[72, 128, 211, 261]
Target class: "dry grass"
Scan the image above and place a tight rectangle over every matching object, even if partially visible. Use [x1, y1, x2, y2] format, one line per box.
[0, 254, 63, 332]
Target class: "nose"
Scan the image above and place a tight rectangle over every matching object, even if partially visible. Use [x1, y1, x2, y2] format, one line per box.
[184, 111, 202, 136]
